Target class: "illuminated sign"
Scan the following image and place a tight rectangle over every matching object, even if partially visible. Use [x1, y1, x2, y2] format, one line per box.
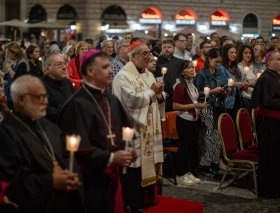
[210, 10, 229, 26]
[273, 15, 280, 31]
[140, 7, 162, 24]
[175, 9, 196, 25]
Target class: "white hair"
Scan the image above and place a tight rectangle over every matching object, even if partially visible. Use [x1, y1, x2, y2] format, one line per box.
[101, 40, 113, 48]
[128, 44, 144, 60]
[11, 76, 31, 102]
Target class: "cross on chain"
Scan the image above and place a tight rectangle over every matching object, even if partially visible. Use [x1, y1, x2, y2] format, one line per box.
[107, 128, 116, 146]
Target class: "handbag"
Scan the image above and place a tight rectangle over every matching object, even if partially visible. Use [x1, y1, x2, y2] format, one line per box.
[212, 95, 225, 115]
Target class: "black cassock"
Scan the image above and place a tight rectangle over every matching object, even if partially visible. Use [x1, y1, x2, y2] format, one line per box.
[0, 112, 85, 213]
[58, 84, 132, 213]
[251, 69, 280, 197]
[41, 75, 76, 123]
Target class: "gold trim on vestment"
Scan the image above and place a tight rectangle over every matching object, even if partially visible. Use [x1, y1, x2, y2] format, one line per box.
[141, 176, 157, 187]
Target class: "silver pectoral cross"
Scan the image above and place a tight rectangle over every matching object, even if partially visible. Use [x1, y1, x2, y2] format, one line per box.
[107, 129, 116, 146]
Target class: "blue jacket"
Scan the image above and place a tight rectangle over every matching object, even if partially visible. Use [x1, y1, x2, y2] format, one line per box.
[216, 64, 241, 109]
[195, 68, 224, 106]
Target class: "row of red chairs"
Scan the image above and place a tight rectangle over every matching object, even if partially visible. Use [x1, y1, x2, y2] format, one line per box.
[218, 107, 260, 196]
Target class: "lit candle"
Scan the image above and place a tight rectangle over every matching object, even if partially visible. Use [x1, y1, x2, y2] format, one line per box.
[192, 60, 197, 67]
[66, 135, 81, 173]
[256, 72, 261, 79]
[261, 69, 264, 73]
[204, 87, 210, 103]
[244, 66, 249, 75]
[122, 127, 135, 174]
[228, 78, 234, 87]
[153, 56, 158, 61]
[161, 67, 167, 79]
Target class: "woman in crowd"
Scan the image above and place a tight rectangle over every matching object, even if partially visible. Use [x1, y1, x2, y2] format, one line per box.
[62, 45, 74, 62]
[195, 48, 228, 173]
[237, 44, 257, 114]
[67, 41, 90, 89]
[217, 44, 243, 122]
[5, 42, 30, 109]
[254, 44, 266, 73]
[26, 44, 44, 78]
[173, 60, 207, 185]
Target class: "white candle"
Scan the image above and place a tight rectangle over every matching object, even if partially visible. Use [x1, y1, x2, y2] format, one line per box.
[192, 60, 197, 67]
[256, 72, 261, 79]
[161, 67, 167, 79]
[153, 56, 158, 61]
[228, 78, 234, 87]
[244, 66, 249, 75]
[161, 67, 167, 75]
[204, 87, 210, 103]
[261, 69, 264, 73]
[66, 135, 81, 173]
[122, 127, 135, 174]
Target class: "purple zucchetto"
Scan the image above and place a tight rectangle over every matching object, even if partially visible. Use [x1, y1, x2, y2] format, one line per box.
[81, 49, 100, 67]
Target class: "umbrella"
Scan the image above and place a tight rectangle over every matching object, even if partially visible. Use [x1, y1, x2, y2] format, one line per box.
[30, 21, 68, 29]
[0, 19, 30, 28]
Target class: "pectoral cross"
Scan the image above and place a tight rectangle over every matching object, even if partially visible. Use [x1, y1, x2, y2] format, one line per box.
[107, 129, 116, 146]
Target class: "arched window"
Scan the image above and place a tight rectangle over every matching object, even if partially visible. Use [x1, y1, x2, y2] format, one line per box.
[28, 4, 47, 23]
[57, 4, 77, 20]
[243, 13, 258, 28]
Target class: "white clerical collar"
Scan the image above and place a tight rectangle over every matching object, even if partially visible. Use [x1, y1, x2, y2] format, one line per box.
[84, 81, 105, 93]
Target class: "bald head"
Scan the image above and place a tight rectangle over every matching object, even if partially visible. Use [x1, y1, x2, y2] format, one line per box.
[267, 51, 280, 72]
[11, 76, 48, 120]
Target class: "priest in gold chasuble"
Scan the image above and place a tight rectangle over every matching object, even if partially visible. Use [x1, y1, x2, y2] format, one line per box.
[113, 42, 164, 212]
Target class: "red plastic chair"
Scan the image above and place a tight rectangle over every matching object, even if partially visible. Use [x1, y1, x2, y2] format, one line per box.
[236, 108, 258, 150]
[218, 113, 259, 196]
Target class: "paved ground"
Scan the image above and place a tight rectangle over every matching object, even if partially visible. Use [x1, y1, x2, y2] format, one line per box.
[162, 171, 280, 213]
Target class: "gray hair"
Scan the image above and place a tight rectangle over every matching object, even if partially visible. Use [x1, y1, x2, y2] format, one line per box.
[114, 39, 130, 51]
[11, 75, 41, 102]
[101, 40, 113, 48]
[128, 44, 144, 60]
[43, 50, 64, 69]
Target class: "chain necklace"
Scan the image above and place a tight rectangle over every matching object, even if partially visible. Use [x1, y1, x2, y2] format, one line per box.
[82, 85, 115, 146]
[11, 114, 62, 172]
[267, 69, 280, 82]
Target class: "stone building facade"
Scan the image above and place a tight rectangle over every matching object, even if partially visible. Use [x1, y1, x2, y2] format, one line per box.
[2, 0, 280, 42]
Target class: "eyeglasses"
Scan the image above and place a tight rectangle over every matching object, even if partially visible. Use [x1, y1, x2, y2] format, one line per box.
[135, 51, 151, 57]
[176, 40, 187, 43]
[203, 46, 212, 49]
[118, 44, 130, 49]
[52, 61, 68, 68]
[24, 93, 48, 102]
[212, 58, 222, 64]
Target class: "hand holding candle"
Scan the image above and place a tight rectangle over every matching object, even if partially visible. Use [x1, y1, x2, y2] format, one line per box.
[244, 66, 249, 75]
[228, 78, 234, 87]
[122, 127, 135, 174]
[204, 87, 210, 103]
[256, 72, 261, 79]
[66, 135, 81, 173]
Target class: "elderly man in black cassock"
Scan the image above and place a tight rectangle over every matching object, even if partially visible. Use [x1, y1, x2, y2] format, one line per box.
[41, 51, 76, 123]
[0, 75, 85, 213]
[251, 51, 280, 197]
[58, 50, 137, 213]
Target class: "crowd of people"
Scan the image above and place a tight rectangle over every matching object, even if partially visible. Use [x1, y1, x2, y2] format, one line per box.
[0, 31, 279, 213]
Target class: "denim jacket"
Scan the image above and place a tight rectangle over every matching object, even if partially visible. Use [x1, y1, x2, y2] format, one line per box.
[216, 64, 241, 109]
[194, 68, 224, 106]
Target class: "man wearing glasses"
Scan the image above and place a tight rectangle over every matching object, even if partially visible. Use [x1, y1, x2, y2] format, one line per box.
[41, 51, 75, 123]
[195, 41, 212, 73]
[113, 42, 164, 212]
[108, 39, 130, 92]
[0, 75, 85, 213]
[173, 33, 191, 61]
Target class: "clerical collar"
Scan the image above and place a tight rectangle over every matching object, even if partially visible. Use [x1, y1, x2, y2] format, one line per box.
[134, 65, 145, 74]
[84, 81, 106, 94]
